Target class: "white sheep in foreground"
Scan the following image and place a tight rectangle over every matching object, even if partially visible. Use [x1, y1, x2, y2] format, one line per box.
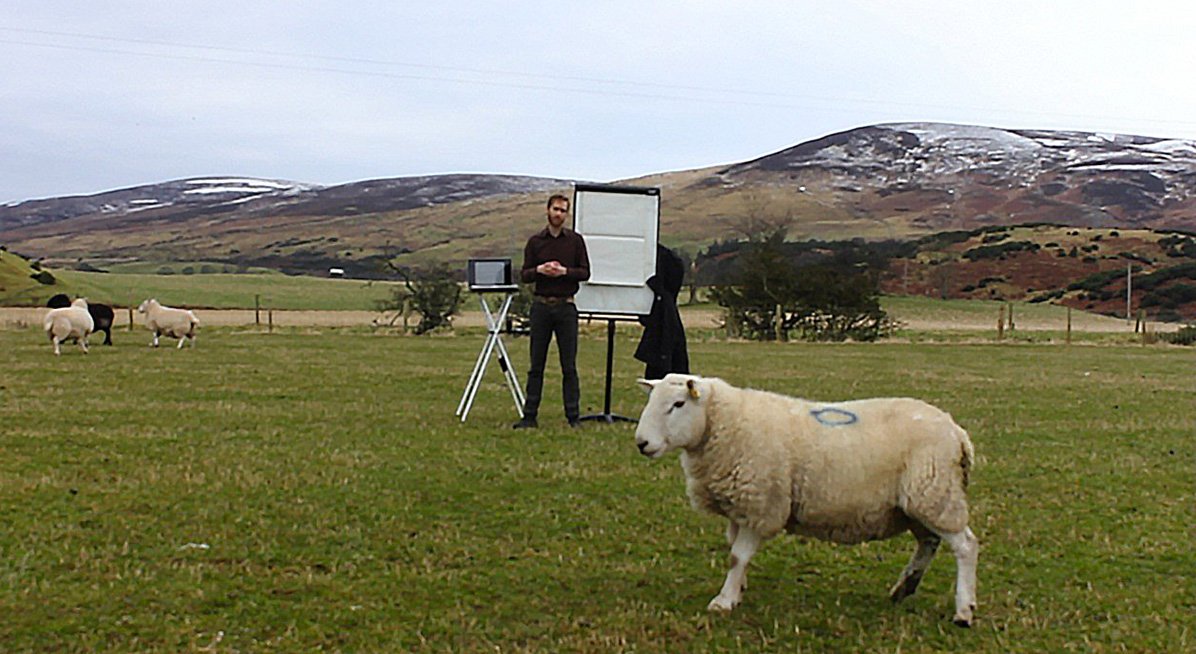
[137, 298, 200, 348]
[44, 298, 95, 356]
[634, 373, 979, 627]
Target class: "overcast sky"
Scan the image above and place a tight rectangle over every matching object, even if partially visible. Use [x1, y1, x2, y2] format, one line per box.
[3, 1, 1195, 203]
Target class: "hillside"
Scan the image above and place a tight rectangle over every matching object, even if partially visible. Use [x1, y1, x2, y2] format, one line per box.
[0, 247, 61, 305]
[2, 122, 1194, 280]
[878, 225, 1196, 321]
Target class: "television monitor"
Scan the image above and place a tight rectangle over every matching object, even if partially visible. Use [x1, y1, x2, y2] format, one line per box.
[467, 258, 519, 293]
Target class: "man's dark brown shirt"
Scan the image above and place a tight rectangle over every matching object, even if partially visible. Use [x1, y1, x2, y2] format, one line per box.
[520, 227, 591, 297]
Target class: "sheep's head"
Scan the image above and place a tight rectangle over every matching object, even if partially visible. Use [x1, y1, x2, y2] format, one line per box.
[71, 298, 88, 309]
[634, 373, 710, 458]
[137, 299, 154, 314]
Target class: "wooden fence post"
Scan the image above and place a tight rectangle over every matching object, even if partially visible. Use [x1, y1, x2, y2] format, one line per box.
[997, 305, 1005, 341]
[268, 308, 273, 333]
[1066, 307, 1072, 345]
[255, 294, 261, 326]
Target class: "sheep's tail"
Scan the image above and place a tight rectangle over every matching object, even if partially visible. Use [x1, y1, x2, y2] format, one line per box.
[957, 424, 975, 488]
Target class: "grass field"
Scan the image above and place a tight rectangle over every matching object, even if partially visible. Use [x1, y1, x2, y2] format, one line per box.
[1, 267, 402, 311]
[51, 270, 403, 312]
[0, 324, 1192, 652]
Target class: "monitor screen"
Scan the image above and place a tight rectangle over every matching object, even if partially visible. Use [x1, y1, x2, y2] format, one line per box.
[468, 258, 517, 292]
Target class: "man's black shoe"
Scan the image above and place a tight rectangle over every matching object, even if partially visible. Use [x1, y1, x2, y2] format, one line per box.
[512, 417, 538, 429]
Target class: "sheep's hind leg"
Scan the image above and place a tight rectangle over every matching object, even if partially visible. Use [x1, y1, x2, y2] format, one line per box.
[942, 527, 978, 627]
[708, 524, 760, 612]
[889, 523, 940, 603]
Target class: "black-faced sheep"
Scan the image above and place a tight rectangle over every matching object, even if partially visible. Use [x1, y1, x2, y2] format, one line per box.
[47, 293, 115, 345]
[634, 374, 979, 627]
[44, 298, 95, 355]
[137, 298, 199, 348]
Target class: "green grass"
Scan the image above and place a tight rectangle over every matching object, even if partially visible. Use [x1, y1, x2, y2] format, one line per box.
[10, 269, 402, 311]
[0, 250, 51, 304]
[0, 326, 1192, 652]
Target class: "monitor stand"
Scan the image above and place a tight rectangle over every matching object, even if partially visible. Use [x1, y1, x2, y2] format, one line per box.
[456, 293, 524, 422]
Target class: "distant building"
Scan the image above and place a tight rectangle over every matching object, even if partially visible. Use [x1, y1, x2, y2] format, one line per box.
[329, 267, 345, 278]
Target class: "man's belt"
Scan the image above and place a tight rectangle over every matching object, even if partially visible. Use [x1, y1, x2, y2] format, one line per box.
[534, 295, 574, 305]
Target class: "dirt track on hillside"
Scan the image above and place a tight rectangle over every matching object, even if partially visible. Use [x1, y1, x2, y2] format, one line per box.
[0, 306, 1165, 333]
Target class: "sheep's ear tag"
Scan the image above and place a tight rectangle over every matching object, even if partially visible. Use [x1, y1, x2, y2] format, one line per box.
[686, 379, 700, 399]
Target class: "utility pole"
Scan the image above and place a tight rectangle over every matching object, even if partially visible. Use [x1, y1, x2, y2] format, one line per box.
[1125, 263, 1132, 325]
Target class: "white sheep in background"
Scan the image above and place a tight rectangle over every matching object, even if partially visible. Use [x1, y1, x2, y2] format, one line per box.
[44, 298, 95, 355]
[634, 373, 979, 627]
[137, 298, 200, 348]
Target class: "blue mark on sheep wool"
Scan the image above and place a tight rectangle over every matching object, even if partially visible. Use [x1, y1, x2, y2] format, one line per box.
[811, 407, 858, 427]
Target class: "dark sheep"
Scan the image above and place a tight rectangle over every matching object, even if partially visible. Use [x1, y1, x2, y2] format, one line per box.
[47, 293, 115, 345]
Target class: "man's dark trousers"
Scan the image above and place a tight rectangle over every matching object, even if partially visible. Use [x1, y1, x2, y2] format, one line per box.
[522, 300, 580, 421]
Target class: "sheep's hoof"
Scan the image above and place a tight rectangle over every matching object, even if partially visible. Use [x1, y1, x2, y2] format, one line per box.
[707, 596, 738, 613]
[952, 611, 974, 628]
[888, 574, 921, 603]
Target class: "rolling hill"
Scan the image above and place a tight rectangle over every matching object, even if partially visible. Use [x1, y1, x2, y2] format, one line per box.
[2, 122, 1195, 319]
[2, 122, 1194, 277]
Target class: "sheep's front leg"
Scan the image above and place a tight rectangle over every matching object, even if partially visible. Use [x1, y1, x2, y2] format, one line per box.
[707, 524, 761, 612]
[150, 331, 160, 348]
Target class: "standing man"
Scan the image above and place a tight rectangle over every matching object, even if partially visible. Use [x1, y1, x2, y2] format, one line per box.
[513, 193, 590, 429]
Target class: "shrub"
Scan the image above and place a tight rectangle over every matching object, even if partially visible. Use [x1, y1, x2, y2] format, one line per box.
[963, 241, 1041, 261]
[29, 270, 56, 285]
[710, 230, 897, 342]
[1162, 324, 1196, 346]
[1141, 284, 1196, 309]
[385, 262, 463, 335]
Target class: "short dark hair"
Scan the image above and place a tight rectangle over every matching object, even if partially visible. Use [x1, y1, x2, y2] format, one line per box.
[547, 193, 570, 209]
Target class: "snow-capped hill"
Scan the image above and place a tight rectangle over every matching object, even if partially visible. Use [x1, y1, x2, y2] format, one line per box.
[722, 122, 1196, 229]
[0, 177, 320, 227]
[286, 174, 572, 215]
[0, 173, 575, 232]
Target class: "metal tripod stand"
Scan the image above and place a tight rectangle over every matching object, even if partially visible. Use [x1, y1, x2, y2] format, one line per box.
[456, 293, 525, 422]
